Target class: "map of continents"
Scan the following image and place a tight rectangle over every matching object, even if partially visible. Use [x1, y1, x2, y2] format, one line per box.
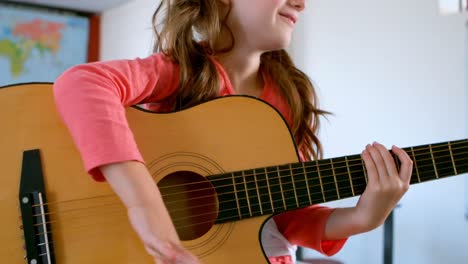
[0, 5, 89, 87]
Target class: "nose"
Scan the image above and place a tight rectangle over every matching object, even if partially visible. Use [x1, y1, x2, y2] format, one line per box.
[289, 0, 305, 11]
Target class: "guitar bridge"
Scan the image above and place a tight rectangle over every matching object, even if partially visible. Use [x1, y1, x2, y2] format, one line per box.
[19, 150, 56, 264]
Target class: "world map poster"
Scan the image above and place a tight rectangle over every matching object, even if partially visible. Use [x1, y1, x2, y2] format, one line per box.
[0, 4, 90, 87]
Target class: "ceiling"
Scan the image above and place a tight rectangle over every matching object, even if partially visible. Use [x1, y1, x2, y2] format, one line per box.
[5, 0, 131, 13]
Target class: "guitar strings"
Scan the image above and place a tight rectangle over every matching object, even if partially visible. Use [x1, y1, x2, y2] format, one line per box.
[29, 144, 468, 238]
[31, 164, 461, 247]
[23, 141, 468, 250]
[157, 141, 468, 190]
[30, 141, 468, 210]
[28, 155, 468, 233]
[32, 174, 356, 223]
[37, 154, 464, 228]
[23, 142, 468, 238]
[33, 180, 371, 245]
[140, 141, 468, 191]
[29, 147, 468, 222]
[31, 149, 468, 218]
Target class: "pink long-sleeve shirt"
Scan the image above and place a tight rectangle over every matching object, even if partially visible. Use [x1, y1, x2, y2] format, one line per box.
[53, 53, 347, 262]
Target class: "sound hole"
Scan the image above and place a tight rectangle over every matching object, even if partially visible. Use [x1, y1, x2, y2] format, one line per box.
[158, 171, 217, 241]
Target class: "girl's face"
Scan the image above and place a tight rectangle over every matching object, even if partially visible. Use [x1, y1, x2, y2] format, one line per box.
[225, 0, 305, 52]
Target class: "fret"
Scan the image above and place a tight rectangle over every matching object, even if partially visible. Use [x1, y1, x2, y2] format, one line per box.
[253, 170, 263, 215]
[412, 145, 437, 182]
[291, 163, 312, 207]
[289, 164, 300, 208]
[345, 156, 356, 196]
[243, 170, 262, 217]
[230, 172, 243, 219]
[448, 142, 458, 175]
[431, 142, 456, 178]
[254, 168, 274, 214]
[361, 158, 368, 184]
[278, 164, 298, 210]
[209, 173, 241, 223]
[317, 159, 338, 201]
[330, 158, 340, 199]
[346, 154, 367, 195]
[244, 169, 263, 216]
[241, 171, 253, 217]
[277, 165, 288, 210]
[263, 168, 275, 213]
[451, 139, 468, 174]
[266, 166, 286, 213]
[242, 170, 262, 216]
[252, 170, 265, 215]
[429, 145, 439, 179]
[410, 147, 421, 183]
[315, 160, 327, 202]
[331, 157, 353, 199]
[232, 171, 250, 218]
[304, 161, 325, 204]
[301, 163, 313, 205]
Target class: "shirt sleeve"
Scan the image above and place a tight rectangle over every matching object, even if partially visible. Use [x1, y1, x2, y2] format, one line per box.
[53, 53, 180, 181]
[273, 205, 347, 256]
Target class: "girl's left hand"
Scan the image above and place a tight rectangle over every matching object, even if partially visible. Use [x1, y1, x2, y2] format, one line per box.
[355, 142, 413, 230]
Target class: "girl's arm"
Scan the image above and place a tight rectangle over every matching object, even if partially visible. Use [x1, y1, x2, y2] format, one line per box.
[101, 161, 200, 263]
[53, 54, 200, 263]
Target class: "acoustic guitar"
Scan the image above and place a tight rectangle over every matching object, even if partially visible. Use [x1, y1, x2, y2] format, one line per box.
[1, 83, 466, 263]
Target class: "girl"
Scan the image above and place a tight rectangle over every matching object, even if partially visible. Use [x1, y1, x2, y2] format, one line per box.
[53, 0, 413, 263]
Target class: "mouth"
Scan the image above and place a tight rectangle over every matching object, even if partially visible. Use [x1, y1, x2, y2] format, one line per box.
[279, 13, 297, 25]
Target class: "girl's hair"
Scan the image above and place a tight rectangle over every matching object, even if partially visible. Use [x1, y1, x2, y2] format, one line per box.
[152, 0, 330, 160]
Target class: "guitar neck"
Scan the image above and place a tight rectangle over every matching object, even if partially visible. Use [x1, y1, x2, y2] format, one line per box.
[210, 139, 468, 224]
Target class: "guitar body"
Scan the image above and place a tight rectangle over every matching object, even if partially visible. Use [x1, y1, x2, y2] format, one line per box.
[1, 83, 300, 263]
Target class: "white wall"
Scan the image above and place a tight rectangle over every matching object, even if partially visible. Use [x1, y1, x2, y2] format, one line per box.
[438, 0, 467, 15]
[100, 0, 156, 60]
[101, 0, 468, 263]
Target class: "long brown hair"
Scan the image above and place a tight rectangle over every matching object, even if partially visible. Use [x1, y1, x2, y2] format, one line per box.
[152, 0, 330, 160]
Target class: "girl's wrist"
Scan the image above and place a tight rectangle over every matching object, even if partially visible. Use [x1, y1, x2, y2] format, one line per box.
[348, 207, 372, 233]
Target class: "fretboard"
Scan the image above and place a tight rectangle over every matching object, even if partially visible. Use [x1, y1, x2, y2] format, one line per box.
[209, 139, 468, 224]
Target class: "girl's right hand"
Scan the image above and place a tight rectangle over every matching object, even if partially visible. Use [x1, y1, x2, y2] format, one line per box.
[101, 161, 201, 264]
[128, 206, 201, 264]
